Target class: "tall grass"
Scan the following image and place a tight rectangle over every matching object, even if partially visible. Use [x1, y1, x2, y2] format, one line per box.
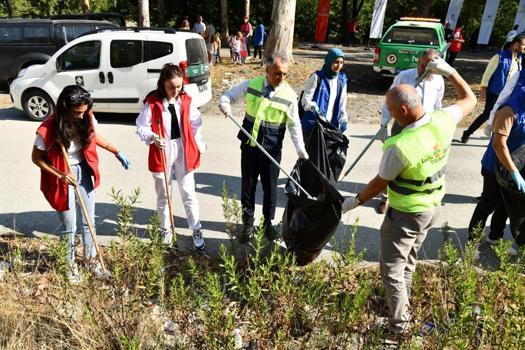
[0, 188, 523, 349]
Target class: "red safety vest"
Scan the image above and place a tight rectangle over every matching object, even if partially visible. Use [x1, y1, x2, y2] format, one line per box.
[36, 113, 100, 211]
[145, 93, 200, 173]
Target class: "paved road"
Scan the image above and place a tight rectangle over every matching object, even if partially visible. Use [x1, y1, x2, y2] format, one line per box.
[0, 102, 509, 263]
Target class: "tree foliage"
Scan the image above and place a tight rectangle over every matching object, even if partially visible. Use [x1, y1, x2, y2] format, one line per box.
[0, 0, 519, 47]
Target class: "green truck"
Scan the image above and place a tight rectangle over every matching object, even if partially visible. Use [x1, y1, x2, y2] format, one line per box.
[373, 17, 447, 77]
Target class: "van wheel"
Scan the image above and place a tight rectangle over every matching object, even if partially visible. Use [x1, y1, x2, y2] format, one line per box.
[23, 90, 55, 121]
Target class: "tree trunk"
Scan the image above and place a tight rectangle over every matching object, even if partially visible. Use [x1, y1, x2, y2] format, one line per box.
[6, 0, 14, 17]
[264, 0, 296, 62]
[158, 0, 166, 27]
[341, 0, 349, 44]
[138, 0, 150, 27]
[221, 0, 229, 42]
[245, 0, 250, 18]
[81, 0, 90, 14]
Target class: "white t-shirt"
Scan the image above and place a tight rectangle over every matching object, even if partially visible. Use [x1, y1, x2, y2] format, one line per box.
[34, 117, 98, 165]
[378, 106, 463, 180]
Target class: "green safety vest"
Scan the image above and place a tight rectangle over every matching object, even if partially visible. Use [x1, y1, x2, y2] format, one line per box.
[384, 110, 456, 213]
[238, 76, 296, 151]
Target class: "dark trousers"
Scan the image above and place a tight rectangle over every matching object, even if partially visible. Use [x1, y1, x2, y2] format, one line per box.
[253, 45, 263, 59]
[446, 51, 458, 65]
[245, 35, 251, 56]
[468, 167, 508, 240]
[240, 144, 282, 225]
[463, 92, 499, 138]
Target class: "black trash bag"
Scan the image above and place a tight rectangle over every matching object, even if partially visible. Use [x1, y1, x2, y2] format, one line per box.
[282, 118, 348, 265]
[495, 144, 525, 245]
[304, 115, 349, 182]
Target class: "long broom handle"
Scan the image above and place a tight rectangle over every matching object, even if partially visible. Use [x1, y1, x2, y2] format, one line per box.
[340, 43, 451, 181]
[156, 120, 177, 241]
[60, 144, 106, 272]
[226, 113, 313, 199]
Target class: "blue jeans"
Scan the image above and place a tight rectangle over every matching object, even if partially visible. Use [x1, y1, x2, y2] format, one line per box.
[56, 161, 96, 265]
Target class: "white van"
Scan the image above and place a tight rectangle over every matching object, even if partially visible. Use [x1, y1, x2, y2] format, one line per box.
[10, 28, 211, 121]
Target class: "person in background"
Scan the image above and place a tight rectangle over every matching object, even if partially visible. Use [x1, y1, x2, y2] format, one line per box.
[446, 23, 464, 66]
[136, 64, 206, 251]
[231, 32, 243, 65]
[240, 16, 253, 57]
[179, 19, 190, 30]
[461, 35, 524, 144]
[32, 85, 131, 283]
[212, 32, 221, 65]
[347, 17, 358, 46]
[219, 52, 308, 243]
[342, 57, 476, 339]
[204, 22, 216, 63]
[300, 48, 348, 139]
[252, 18, 265, 60]
[504, 24, 520, 50]
[444, 21, 453, 42]
[192, 15, 206, 36]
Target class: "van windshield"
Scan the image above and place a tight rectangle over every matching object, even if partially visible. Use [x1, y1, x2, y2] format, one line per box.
[383, 27, 439, 46]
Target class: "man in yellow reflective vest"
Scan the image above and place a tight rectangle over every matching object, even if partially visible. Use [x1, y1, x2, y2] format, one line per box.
[219, 52, 308, 243]
[342, 57, 477, 337]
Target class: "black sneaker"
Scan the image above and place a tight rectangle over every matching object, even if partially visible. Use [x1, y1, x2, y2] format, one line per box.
[264, 224, 277, 241]
[192, 230, 205, 251]
[461, 131, 470, 144]
[240, 224, 252, 245]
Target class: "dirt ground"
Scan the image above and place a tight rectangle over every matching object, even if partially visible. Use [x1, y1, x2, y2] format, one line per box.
[203, 44, 493, 127]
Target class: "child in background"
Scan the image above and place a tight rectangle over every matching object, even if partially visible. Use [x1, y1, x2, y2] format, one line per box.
[239, 32, 248, 64]
[231, 32, 242, 65]
[213, 33, 221, 65]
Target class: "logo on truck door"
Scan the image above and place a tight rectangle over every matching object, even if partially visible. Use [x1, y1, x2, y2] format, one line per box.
[75, 76, 84, 87]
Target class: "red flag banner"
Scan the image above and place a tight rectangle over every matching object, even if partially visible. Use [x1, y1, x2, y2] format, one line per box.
[315, 0, 331, 43]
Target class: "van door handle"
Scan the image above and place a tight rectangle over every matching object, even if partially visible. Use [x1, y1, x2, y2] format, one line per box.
[108, 72, 114, 84]
[99, 72, 105, 84]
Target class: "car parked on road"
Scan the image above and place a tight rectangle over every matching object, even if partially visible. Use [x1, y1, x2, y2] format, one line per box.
[10, 28, 211, 121]
[0, 18, 118, 90]
[373, 17, 448, 77]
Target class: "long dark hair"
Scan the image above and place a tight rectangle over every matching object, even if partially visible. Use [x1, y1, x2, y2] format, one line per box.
[54, 85, 93, 149]
[155, 63, 184, 101]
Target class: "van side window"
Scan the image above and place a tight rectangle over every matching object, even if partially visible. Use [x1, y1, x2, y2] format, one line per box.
[0, 27, 22, 42]
[58, 41, 101, 71]
[111, 40, 142, 68]
[24, 27, 51, 43]
[144, 41, 173, 62]
[62, 25, 91, 43]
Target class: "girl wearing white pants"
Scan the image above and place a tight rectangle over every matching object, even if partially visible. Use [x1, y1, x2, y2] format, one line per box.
[136, 64, 206, 250]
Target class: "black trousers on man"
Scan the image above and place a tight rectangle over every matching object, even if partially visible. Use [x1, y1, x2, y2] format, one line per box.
[463, 92, 499, 140]
[240, 144, 282, 226]
[468, 167, 509, 241]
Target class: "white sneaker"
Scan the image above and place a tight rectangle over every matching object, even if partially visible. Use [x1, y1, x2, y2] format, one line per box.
[87, 260, 109, 278]
[485, 236, 501, 245]
[68, 264, 81, 285]
[161, 230, 173, 246]
[192, 230, 205, 251]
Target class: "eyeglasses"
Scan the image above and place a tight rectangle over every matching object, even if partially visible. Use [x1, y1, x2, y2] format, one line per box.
[69, 92, 91, 103]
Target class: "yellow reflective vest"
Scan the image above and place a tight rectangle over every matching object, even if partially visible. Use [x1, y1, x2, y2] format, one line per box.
[238, 76, 297, 151]
[384, 110, 456, 213]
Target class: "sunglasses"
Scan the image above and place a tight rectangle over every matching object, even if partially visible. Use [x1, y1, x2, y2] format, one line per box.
[69, 92, 91, 103]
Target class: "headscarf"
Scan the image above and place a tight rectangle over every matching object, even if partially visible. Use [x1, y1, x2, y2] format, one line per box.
[322, 48, 344, 79]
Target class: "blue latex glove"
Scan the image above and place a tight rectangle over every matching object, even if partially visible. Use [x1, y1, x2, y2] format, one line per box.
[339, 121, 347, 133]
[511, 171, 525, 193]
[116, 152, 131, 170]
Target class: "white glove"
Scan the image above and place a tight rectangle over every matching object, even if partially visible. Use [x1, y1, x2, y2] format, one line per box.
[342, 195, 360, 213]
[197, 141, 207, 154]
[151, 133, 165, 149]
[309, 103, 320, 114]
[378, 125, 389, 143]
[219, 102, 232, 116]
[297, 148, 309, 160]
[427, 57, 456, 78]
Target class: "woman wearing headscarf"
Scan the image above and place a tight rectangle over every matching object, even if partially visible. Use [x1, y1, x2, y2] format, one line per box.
[301, 48, 348, 138]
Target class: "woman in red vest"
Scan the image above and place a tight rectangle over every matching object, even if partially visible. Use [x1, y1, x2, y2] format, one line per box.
[136, 64, 206, 250]
[31, 85, 130, 283]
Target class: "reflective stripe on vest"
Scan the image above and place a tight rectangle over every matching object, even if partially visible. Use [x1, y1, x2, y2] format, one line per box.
[383, 110, 456, 213]
[241, 76, 296, 150]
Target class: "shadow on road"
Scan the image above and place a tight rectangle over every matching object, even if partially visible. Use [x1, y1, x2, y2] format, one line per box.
[0, 107, 27, 121]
